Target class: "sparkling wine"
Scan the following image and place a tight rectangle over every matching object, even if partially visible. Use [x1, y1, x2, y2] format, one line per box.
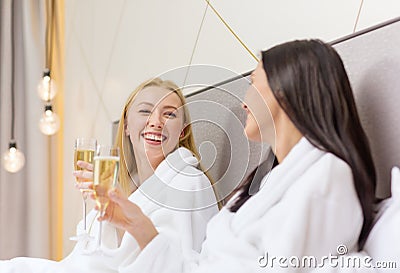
[74, 149, 95, 184]
[93, 156, 120, 210]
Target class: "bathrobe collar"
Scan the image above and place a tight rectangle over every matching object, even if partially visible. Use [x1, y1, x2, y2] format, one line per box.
[130, 147, 203, 211]
[231, 137, 324, 231]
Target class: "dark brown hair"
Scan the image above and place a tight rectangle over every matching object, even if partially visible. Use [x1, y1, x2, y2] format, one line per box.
[230, 39, 376, 250]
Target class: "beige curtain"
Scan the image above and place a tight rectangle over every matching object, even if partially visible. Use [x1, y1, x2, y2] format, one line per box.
[0, 0, 64, 260]
[48, 0, 65, 260]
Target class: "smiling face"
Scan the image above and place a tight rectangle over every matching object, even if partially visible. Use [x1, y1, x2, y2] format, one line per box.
[125, 86, 185, 168]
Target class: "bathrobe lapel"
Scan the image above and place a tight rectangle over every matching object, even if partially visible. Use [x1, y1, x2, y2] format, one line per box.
[231, 138, 324, 232]
[129, 147, 201, 214]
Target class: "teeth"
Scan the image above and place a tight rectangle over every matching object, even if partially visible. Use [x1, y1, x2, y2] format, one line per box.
[144, 133, 163, 142]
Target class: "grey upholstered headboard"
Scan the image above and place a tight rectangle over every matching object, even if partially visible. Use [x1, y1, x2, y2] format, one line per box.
[185, 17, 400, 200]
[332, 17, 400, 198]
[113, 17, 400, 201]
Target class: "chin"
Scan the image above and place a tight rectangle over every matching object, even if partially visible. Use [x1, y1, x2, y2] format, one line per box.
[147, 144, 175, 156]
[145, 144, 163, 152]
[244, 127, 261, 142]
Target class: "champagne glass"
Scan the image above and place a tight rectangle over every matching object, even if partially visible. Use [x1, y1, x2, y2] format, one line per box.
[89, 144, 120, 255]
[70, 137, 97, 242]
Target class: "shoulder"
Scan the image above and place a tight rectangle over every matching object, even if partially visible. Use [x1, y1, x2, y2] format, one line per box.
[155, 147, 218, 210]
[292, 152, 358, 205]
[163, 147, 211, 191]
[301, 152, 351, 184]
[171, 164, 211, 191]
[318, 153, 352, 179]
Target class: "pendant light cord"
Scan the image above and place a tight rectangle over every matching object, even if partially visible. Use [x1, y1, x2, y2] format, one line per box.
[353, 0, 364, 33]
[204, 0, 259, 62]
[45, 0, 54, 70]
[49, 0, 55, 70]
[10, 0, 15, 141]
[182, 2, 209, 88]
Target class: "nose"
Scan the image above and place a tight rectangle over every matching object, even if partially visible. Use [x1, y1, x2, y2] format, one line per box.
[147, 112, 164, 129]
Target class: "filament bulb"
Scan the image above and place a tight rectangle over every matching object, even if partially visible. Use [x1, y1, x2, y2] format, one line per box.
[2, 142, 25, 173]
[37, 69, 57, 101]
[39, 105, 60, 135]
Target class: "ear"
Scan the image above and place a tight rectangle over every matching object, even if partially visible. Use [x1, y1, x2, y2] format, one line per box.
[180, 124, 187, 139]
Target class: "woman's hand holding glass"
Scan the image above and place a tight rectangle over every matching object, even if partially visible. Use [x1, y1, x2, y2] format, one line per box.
[70, 137, 97, 242]
[73, 160, 94, 191]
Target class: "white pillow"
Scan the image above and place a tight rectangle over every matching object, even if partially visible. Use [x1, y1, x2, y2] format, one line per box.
[363, 166, 400, 271]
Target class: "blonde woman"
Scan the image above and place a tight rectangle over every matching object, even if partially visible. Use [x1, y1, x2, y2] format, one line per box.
[65, 78, 219, 270]
[0, 78, 219, 273]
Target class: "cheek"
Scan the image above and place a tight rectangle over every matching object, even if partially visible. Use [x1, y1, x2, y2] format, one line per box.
[243, 87, 276, 142]
[164, 119, 184, 143]
[245, 86, 265, 112]
[127, 115, 147, 138]
[245, 88, 271, 123]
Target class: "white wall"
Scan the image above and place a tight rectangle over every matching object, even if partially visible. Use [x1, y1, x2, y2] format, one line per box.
[63, 0, 400, 255]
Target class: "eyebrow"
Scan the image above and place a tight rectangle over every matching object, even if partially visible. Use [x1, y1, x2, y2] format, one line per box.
[137, 102, 178, 110]
[137, 102, 154, 107]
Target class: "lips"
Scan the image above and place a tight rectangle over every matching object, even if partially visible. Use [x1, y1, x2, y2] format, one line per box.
[141, 132, 167, 144]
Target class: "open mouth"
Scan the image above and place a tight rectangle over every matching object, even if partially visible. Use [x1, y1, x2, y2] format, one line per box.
[142, 132, 167, 144]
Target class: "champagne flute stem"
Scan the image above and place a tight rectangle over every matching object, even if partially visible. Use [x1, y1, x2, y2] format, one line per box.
[82, 193, 87, 232]
[97, 210, 105, 250]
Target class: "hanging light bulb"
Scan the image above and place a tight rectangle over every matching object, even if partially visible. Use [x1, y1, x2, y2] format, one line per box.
[37, 68, 57, 101]
[4, 0, 25, 174]
[2, 141, 25, 173]
[39, 104, 60, 135]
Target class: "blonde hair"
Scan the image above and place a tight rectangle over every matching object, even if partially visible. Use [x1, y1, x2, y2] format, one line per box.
[115, 78, 221, 208]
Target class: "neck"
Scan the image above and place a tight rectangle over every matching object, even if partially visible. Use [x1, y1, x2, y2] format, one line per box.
[135, 152, 164, 184]
[270, 114, 303, 163]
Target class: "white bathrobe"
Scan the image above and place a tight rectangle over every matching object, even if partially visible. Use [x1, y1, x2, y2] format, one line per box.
[310, 167, 400, 273]
[124, 138, 363, 273]
[0, 147, 218, 273]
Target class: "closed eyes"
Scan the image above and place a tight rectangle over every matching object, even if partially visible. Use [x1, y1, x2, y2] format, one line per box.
[164, 112, 177, 118]
[138, 109, 151, 114]
[138, 109, 177, 118]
